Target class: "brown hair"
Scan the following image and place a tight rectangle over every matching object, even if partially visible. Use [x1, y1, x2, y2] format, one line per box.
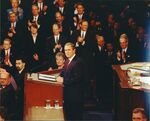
[132, 108, 147, 119]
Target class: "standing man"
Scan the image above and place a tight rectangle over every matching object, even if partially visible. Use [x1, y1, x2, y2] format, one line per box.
[114, 33, 135, 64]
[10, 56, 27, 120]
[56, 42, 84, 120]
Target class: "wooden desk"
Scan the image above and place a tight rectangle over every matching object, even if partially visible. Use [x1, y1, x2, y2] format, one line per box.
[112, 64, 150, 120]
[24, 70, 64, 120]
[26, 106, 64, 120]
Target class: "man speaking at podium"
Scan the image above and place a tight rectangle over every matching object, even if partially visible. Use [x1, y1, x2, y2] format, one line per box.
[56, 42, 84, 120]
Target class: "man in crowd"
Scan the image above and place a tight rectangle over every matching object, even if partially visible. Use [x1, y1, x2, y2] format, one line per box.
[0, 70, 17, 120]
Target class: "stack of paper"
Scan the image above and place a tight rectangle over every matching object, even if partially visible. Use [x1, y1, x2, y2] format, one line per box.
[38, 74, 56, 82]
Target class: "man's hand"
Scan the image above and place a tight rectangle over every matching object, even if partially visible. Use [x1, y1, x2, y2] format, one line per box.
[33, 53, 39, 61]
[56, 76, 64, 83]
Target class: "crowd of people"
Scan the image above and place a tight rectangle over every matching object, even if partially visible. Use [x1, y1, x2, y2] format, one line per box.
[0, 0, 150, 120]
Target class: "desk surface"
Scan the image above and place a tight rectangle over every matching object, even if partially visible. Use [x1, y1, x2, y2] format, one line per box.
[25, 106, 64, 120]
[112, 65, 132, 88]
[112, 64, 150, 91]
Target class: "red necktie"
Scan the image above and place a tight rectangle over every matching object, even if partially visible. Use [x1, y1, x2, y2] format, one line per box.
[66, 59, 70, 69]
[4, 50, 9, 64]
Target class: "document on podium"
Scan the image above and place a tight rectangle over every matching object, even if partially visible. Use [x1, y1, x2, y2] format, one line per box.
[38, 73, 57, 82]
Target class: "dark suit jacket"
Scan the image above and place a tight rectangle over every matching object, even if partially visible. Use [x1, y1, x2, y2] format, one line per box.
[45, 34, 66, 68]
[60, 55, 84, 102]
[24, 33, 46, 71]
[0, 84, 17, 120]
[0, 48, 16, 67]
[114, 47, 135, 64]
[2, 21, 25, 53]
[71, 13, 89, 31]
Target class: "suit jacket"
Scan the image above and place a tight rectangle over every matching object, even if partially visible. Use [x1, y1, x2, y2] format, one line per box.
[60, 55, 84, 102]
[71, 13, 89, 31]
[0, 48, 16, 67]
[71, 29, 97, 60]
[114, 47, 135, 64]
[7, 7, 24, 20]
[2, 21, 25, 53]
[24, 32, 46, 71]
[0, 84, 17, 119]
[45, 34, 66, 68]
[27, 14, 47, 35]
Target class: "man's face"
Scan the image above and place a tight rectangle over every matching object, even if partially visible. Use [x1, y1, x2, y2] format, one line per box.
[58, 0, 65, 7]
[0, 72, 10, 86]
[32, 6, 39, 16]
[56, 56, 65, 67]
[38, 0, 43, 3]
[55, 13, 63, 23]
[30, 26, 38, 34]
[97, 38, 105, 47]
[81, 21, 88, 31]
[3, 40, 11, 50]
[64, 45, 75, 59]
[11, 0, 19, 8]
[106, 43, 113, 52]
[132, 112, 147, 121]
[16, 60, 25, 71]
[120, 38, 128, 49]
[53, 25, 60, 35]
[77, 5, 84, 14]
[9, 13, 17, 22]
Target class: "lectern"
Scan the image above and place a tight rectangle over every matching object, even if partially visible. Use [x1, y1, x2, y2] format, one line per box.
[24, 69, 64, 120]
[112, 64, 150, 120]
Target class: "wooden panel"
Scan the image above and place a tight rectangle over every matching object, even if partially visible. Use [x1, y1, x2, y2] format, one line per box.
[112, 64, 150, 120]
[24, 70, 64, 120]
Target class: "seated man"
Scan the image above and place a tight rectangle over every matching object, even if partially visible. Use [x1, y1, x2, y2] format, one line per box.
[132, 108, 147, 121]
[0, 70, 17, 120]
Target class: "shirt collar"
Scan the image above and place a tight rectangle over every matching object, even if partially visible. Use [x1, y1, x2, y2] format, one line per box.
[69, 54, 76, 63]
[5, 48, 10, 55]
[123, 47, 127, 52]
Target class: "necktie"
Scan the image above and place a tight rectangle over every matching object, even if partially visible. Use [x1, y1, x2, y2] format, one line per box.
[81, 31, 84, 38]
[40, 3, 42, 11]
[4, 50, 9, 64]
[56, 36, 59, 44]
[34, 16, 36, 21]
[13, 23, 15, 28]
[78, 15, 82, 20]
[60, 7, 63, 13]
[66, 59, 70, 69]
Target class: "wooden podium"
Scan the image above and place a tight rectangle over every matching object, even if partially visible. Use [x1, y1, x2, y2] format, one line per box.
[112, 64, 150, 120]
[24, 69, 64, 120]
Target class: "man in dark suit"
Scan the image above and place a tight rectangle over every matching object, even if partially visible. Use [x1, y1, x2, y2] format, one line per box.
[2, 12, 24, 53]
[27, 4, 47, 36]
[94, 36, 113, 109]
[114, 33, 136, 64]
[0, 70, 17, 120]
[71, 2, 89, 31]
[46, 23, 67, 69]
[10, 56, 27, 120]
[0, 38, 16, 69]
[24, 23, 46, 72]
[56, 42, 84, 120]
[71, 20, 97, 98]
[54, 11, 70, 39]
